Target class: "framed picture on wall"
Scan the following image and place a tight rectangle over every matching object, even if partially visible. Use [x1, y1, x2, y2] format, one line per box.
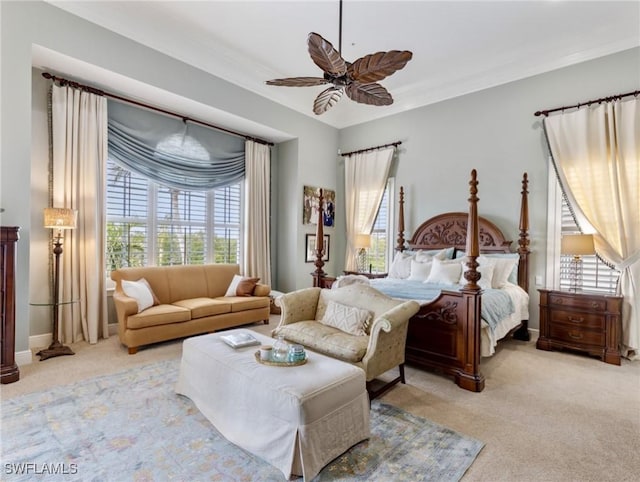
[305, 234, 330, 263]
[303, 186, 336, 227]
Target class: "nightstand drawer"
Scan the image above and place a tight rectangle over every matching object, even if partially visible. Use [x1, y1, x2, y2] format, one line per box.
[549, 324, 605, 347]
[549, 309, 605, 330]
[548, 293, 607, 312]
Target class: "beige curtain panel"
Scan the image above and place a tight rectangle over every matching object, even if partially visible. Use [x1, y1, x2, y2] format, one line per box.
[243, 140, 271, 284]
[51, 84, 109, 344]
[544, 97, 640, 359]
[343, 147, 394, 271]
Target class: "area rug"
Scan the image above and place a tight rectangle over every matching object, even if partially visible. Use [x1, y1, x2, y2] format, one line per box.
[1, 360, 483, 481]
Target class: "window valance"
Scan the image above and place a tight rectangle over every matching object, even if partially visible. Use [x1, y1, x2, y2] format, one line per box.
[107, 99, 245, 191]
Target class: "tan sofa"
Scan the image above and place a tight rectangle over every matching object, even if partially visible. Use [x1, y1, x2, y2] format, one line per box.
[111, 264, 270, 354]
[274, 284, 420, 398]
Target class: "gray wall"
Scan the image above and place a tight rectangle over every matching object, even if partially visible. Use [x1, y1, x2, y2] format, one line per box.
[339, 47, 640, 331]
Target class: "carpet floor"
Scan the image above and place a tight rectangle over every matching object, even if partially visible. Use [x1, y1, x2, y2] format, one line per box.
[1, 357, 483, 481]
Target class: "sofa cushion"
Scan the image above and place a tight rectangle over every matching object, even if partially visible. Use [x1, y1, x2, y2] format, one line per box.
[320, 300, 372, 336]
[226, 296, 270, 313]
[277, 321, 368, 363]
[127, 304, 191, 329]
[172, 298, 232, 319]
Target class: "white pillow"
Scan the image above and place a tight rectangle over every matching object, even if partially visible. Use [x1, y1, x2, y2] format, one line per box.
[407, 259, 433, 281]
[458, 256, 495, 290]
[121, 278, 156, 313]
[425, 258, 463, 285]
[415, 248, 450, 262]
[224, 274, 260, 297]
[388, 251, 415, 279]
[490, 257, 519, 288]
[320, 300, 372, 336]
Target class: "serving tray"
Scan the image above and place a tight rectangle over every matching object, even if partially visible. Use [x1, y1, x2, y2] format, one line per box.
[254, 351, 307, 367]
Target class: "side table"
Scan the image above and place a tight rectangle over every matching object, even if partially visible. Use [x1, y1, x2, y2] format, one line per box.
[30, 300, 78, 360]
[537, 289, 622, 365]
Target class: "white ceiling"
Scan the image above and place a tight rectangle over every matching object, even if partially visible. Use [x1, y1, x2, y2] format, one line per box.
[43, 1, 639, 134]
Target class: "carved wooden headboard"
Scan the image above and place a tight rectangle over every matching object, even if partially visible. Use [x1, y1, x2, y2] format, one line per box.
[407, 212, 513, 254]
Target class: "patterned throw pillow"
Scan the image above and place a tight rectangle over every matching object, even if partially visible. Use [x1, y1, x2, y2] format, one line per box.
[320, 300, 373, 336]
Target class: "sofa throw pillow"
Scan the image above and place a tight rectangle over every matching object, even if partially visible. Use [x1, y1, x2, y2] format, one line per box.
[425, 258, 463, 285]
[320, 300, 372, 337]
[121, 278, 158, 313]
[225, 274, 260, 297]
[236, 277, 260, 296]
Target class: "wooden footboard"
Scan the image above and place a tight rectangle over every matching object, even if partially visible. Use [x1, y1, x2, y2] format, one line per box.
[405, 290, 485, 392]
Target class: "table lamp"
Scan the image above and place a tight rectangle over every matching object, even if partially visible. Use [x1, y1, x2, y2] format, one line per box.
[38, 207, 77, 360]
[561, 234, 595, 292]
[354, 233, 371, 273]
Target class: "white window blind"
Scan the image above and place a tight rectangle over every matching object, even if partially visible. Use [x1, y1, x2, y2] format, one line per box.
[559, 195, 619, 293]
[369, 179, 393, 273]
[106, 158, 242, 273]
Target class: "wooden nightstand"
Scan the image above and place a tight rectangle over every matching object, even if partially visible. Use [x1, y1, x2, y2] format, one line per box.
[343, 271, 388, 279]
[537, 289, 622, 365]
[312, 276, 336, 289]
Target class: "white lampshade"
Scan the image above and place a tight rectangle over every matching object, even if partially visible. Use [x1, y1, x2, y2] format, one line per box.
[43, 208, 77, 230]
[354, 234, 371, 249]
[561, 234, 595, 256]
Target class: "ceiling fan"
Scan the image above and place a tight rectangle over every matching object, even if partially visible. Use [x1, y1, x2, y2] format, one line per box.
[266, 0, 412, 115]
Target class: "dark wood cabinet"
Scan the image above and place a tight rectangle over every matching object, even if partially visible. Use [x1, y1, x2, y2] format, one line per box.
[537, 289, 622, 365]
[1, 226, 20, 384]
[312, 275, 336, 289]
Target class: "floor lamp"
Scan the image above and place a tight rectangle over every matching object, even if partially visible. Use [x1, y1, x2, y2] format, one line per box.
[37, 207, 77, 361]
[561, 234, 595, 292]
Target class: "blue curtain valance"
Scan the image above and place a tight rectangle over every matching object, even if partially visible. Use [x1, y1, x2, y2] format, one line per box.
[107, 99, 245, 191]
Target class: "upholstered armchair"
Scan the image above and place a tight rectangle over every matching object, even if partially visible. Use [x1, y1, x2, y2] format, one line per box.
[273, 284, 420, 399]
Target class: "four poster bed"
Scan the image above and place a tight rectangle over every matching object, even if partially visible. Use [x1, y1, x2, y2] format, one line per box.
[311, 170, 531, 392]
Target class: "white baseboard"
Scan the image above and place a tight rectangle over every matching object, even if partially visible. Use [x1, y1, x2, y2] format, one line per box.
[30, 332, 52, 350]
[15, 349, 33, 366]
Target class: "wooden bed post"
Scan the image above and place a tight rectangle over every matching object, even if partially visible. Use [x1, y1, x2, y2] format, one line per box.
[311, 189, 326, 287]
[462, 170, 481, 291]
[396, 186, 406, 252]
[457, 169, 485, 392]
[514, 172, 531, 341]
[517, 173, 530, 292]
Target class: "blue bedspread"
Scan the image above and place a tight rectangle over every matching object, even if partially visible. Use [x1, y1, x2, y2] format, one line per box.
[369, 278, 514, 332]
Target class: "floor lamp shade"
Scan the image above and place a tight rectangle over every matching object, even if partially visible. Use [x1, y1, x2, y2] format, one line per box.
[43, 207, 77, 231]
[561, 234, 595, 292]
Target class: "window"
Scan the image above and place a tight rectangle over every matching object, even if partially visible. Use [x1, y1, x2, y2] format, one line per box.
[106, 158, 242, 273]
[369, 179, 394, 273]
[559, 194, 619, 293]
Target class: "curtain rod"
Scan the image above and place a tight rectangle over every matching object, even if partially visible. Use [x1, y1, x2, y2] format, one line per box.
[340, 141, 401, 157]
[534, 89, 639, 117]
[42, 72, 274, 146]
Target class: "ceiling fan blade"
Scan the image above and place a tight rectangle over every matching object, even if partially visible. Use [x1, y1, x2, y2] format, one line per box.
[266, 77, 330, 87]
[313, 87, 344, 115]
[308, 32, 347, 77]
[345, 82, 393, 106]
[347, 50, 413, 84]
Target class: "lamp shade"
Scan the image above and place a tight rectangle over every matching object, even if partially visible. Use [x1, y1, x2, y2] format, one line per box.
[561, 234, 595, 256]
[44, 208, 77, 230]
[354, 234, 371, 249]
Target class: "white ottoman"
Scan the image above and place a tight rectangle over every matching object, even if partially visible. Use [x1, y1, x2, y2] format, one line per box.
[175, 329, 370, 480]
